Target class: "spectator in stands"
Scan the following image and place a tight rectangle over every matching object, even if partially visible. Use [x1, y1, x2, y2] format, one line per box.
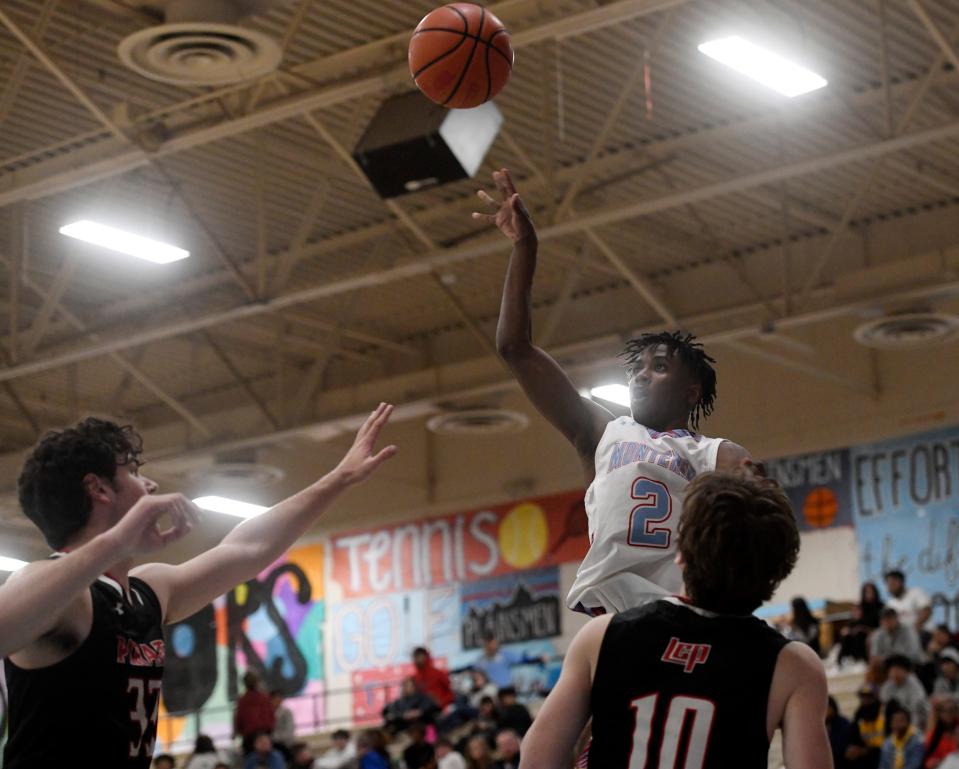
[885, 571, 932, 635]
[924, 696, 959, 769]
[465, 734, 495, 769]
[404, 721, 437, 769]
[413, 647, 455, 711]
[469, 669, 499, 709]
[882, 655, 931, 730]
[154, 756, 176, 769]
[785, 596, 821, 655]
[827, 695, 853, 769]
[185, 734, 227, 769]
[469, 695, 501, 747]
[936, 650, 959, 698]
[436, 738, 467, 769]
[382, 676, 439, 734]
[472, 634, 547, 690]
[496, 687, 532, 736]
[235, 671, 277, 756]
[847, 683, 886, 769]
[357, 729, 391, 769]
[244, 732, 286, 769]
[270, 690, 295, 761]
[493, 729, 521, 769]
[840, 582, 885, 663]
[872, 608, 924, 669]
[880, 708, 924, 769]
[929, 627, 958, 657]
[289, 742, 317, 769]
[315, 729, 356, 769]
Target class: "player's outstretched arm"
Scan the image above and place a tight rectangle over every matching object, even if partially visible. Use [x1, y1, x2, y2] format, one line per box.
[134, 403, 397, 625]
[779, 643, 833, 769]
[474, 169, 611, 478]
[519, 615, 611, 769]
[0, 493, 197, 659]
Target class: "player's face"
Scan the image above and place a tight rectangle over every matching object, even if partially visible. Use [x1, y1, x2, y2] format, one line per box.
[112, 462, 159, 520]
[627, 344, 698, 430]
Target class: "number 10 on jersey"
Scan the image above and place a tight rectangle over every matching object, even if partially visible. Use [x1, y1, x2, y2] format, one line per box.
[627, 477, 673, 548]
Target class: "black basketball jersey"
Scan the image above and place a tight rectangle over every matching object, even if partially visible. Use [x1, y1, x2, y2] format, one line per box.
[3, 575, 165, 769]
[588, 598, 789, 769]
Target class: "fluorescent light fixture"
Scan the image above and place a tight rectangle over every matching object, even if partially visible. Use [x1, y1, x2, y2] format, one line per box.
[698, 36, 827, 97]
[0, 555, 27, 572]
[590, 384, 631, 407]
[59, 220, 190, 264]
[193, 496, 269, 519]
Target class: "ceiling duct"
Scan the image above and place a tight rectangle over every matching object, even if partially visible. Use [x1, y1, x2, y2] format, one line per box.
[117, 0, 285, 86]
[853, 310, 959, 349]
[426, 408, 529, 436]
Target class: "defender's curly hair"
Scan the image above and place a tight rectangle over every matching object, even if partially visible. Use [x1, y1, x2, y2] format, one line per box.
[17, 417, 143, 549]
[678, 472, 799, 614]
[621, 331, 717, 430]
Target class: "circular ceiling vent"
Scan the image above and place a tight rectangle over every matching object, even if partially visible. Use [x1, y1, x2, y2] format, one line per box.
[187, 462, 285, 486]
[118, 22, 281, 86]
[853, 312, 959, 349]
[426, 409, 529, 436]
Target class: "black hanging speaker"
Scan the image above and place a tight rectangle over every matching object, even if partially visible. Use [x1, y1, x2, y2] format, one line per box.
[353, 90, 503, 199]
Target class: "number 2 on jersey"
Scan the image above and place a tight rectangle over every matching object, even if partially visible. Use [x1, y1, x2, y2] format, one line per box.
[627, 477, 673, 548]
[630, 693, 716, 769]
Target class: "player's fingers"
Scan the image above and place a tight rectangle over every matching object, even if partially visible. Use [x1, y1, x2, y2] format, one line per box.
[476, 189, 498, 208]
[370, 445, 398, 466]
[356, 402, 387, 442]
[471, 212, 497, 224]
[492, 169, 511, 200]
[365, 404, 394, 443]
[500, 168, 517, 196]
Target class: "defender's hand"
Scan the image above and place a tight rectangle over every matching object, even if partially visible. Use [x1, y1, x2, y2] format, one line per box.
[334, 402, 397, 485]
[472, 168, 535, 243]
[112, 493, 200, 557]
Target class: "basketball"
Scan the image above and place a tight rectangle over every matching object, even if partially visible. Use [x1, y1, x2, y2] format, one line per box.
[409, 3, 514, 109]
[802, 487, 838, 528]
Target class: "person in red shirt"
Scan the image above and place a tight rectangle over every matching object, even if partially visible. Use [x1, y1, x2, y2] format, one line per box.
[234, 672, 276, 755]
[412, 647, 454, 710]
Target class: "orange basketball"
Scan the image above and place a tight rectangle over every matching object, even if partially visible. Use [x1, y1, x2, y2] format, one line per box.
[409, 3, 514, 109]
[802, 487, 838, 528]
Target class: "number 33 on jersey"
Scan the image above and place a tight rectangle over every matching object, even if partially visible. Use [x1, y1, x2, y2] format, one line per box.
[566, 418, 725, 614]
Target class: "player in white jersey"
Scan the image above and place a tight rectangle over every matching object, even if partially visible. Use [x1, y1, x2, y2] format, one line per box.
[473, 169, 757, 614]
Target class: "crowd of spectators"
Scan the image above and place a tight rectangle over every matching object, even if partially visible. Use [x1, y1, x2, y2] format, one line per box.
[802, 569, 959, 769]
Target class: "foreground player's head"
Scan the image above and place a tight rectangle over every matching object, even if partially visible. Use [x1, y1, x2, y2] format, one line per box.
[17, 417, 157, 550]
[621, 331, 716, 432]
[677, 471, 799, 614]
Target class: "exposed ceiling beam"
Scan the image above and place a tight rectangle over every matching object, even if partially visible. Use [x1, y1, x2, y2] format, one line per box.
[908, 0, 959, 72]
[0, 119, 957, 385]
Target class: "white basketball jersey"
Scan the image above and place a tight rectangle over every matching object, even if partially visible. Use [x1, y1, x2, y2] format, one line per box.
[566, 417, 726, 614]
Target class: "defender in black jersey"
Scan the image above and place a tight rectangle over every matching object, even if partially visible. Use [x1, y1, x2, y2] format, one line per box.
[0, 404, 397, 768]
[521, 471, 832, 769]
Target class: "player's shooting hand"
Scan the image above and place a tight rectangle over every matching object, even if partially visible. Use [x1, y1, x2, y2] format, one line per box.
[113, 493, 201, 557]
[334, 402, 398, 485]
[472, 168, 535, 243]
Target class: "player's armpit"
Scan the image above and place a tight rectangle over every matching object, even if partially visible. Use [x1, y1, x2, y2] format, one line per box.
[519, 616, 611, 769]
[779, 644, 833, 769]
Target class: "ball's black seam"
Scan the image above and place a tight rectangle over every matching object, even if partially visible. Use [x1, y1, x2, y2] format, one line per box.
[442, 5, 485, 106]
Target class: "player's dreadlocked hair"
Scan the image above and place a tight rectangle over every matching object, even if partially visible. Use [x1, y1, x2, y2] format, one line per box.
[620, 331, 717, 431]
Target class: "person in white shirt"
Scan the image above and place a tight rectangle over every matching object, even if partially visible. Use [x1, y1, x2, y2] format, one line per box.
[436, 738, 467, 769]
[315, 729, 356, 769]
[885, 570, 932, 633]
